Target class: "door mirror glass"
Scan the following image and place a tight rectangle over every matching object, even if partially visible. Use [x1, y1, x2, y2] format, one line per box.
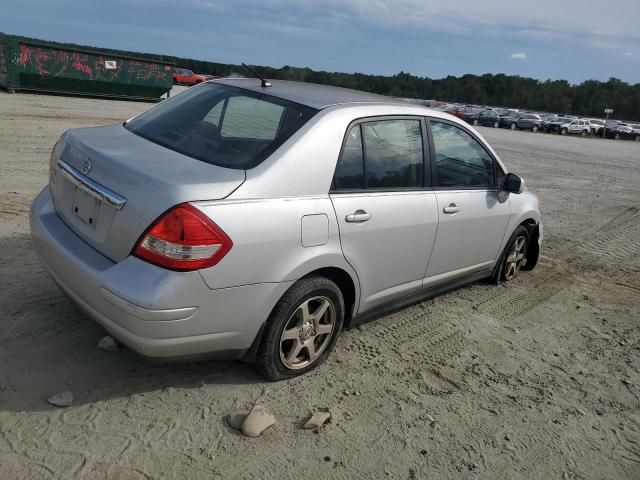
[502, 173, 524, 194]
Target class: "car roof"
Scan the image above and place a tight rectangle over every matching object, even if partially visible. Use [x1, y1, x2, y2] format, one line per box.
[212, 78, 408, 109]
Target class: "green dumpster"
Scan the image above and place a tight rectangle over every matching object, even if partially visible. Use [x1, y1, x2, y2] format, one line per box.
[0, 38, 174, 101]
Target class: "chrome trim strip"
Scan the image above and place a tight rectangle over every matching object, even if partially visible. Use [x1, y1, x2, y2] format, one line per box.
[57, 159, 126, 210]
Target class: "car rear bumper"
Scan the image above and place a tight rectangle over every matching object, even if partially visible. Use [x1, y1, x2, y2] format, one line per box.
[29, 187, 291, 359]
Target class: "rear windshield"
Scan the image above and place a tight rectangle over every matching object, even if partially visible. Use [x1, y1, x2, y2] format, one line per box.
[125, 83, 317, 169]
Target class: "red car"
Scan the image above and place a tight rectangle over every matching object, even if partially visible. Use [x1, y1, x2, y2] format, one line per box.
[442, 105, 467, 119]
[173, 68, 207, 86]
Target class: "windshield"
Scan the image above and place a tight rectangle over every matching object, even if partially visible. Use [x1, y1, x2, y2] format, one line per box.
[125, 83, 317, 169]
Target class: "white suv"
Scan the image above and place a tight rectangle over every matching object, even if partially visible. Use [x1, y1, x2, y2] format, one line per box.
[560, 119, 591, 136]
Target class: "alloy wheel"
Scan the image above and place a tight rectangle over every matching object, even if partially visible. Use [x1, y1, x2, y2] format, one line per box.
[504, 236, 527, 281]
[279, 296, 336, 370]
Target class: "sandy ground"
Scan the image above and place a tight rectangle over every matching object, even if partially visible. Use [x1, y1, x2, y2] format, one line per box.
[1, 90, 639, 480]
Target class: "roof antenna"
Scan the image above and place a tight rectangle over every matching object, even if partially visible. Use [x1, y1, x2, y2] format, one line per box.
[242, 62, 271, 88]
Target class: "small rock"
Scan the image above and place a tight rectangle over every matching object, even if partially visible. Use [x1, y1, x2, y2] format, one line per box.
[48, 391, 73, 407]
[426, 414, 436, 426]
[226, 413, 246, 431]
[241, 404, 276, 437]
[303, 411, 331, 429]
[323, 455, 332, 462]
[98, 335, 119, 352]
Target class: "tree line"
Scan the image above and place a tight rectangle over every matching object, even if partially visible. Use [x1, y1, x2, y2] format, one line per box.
[2, 32, 639, 121]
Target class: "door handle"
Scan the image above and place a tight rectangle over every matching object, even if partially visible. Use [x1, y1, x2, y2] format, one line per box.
[443, 203, 460, 214]
[345, 210, 372, 223]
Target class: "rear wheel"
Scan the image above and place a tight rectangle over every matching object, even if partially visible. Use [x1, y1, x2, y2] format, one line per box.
[532, 125, 539, 133]
[493, 121, 499, 128]
[581, 130, 588, 137]
[614, 133, 621, 140]
[473, 119, 479, 126]
[510, 122, 517, 130]
[560, 128, 568, 135]
[255, 277, 344, 381]
[493, 226, 530, 283]
[635, 135, 640, 142]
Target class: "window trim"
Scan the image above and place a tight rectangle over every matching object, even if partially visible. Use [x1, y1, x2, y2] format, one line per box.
[426, 117, 504, 191]
[330, 115, 432, 194]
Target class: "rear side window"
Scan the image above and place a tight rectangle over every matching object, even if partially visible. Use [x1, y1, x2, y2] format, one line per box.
[430, 121, 495, 188]
[125, 83, 316, 169]
[334, 118, 424, 190]
[363, 120, 423, 188]
[334, 125, 364, 189]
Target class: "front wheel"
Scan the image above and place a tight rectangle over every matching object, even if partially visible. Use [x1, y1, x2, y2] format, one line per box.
[532, 125, 539, 133]
[560, 128, 568, 135]
[493, 121, 499, 128]
[473, 119, 479, 126]
[510, 123, 517, 130]
[635, 135, 640, 142]
[255, 277, 344, 381]
[614, 133, 621, 140]
[492, 226, 530, 283]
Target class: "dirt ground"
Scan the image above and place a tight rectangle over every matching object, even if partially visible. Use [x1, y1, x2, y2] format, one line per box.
[1, 91, 639, 480]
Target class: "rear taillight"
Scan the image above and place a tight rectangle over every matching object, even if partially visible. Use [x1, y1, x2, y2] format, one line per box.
[133, 203, 232, 271]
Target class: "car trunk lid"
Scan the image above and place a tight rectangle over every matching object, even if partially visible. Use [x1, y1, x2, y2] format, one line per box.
[49, 124, 245, 262]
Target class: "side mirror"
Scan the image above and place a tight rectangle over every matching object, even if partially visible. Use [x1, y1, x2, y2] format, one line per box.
[503, 173, 525, 194]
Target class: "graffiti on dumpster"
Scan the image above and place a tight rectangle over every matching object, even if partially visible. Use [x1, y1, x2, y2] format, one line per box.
[16, 45, 169, 84]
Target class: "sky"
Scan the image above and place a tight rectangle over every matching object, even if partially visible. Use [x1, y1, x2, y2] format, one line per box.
[2, 0, 639, 84]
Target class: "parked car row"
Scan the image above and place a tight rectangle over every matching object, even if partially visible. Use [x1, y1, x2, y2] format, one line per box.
[426, 101, 640, 142]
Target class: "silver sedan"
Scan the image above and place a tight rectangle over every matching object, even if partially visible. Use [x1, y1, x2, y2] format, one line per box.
[30, 79, 542, 380]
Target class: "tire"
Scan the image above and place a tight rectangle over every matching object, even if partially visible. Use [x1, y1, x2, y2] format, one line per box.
[493, 121, 499, 128]
[560, 128, 568, 135]
[492, 226, 530, 283]
[254, 277, 344, 381]
[635, 135, 640, 142]
[473, 119, 479, 126]
[614, 133, 620, 140]
[510, 123, 517, 130]
[532, 125, 539, 133]
[581, 130, 588, 137]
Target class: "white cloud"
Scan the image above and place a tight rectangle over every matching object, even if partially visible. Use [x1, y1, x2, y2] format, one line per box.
[510, 52, 527, 60]
[189, 0, 640, 52]
[623, 52, 633, 56]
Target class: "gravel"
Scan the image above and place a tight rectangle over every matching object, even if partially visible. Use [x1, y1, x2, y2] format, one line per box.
[1, 91, 639, 479]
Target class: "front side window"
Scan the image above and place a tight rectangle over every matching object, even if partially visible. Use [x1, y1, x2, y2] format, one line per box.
[125, 83, 316, 169]
[430, 121, 495, 188]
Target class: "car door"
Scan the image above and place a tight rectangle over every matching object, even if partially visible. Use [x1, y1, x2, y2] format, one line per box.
[330, 117, 439, 312]
[568, 120, 579, 134]
[424, 119, 511, 283]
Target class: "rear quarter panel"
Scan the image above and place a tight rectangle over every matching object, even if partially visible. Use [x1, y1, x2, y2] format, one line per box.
[194, 197, 360, 303]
